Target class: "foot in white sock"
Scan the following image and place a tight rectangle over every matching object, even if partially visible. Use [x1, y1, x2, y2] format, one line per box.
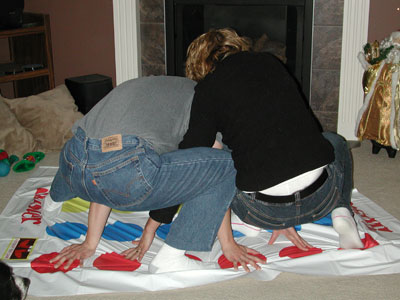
[331, 207, 364, 249]
[42, 194, 63, 220]
[148, 244, 218, 273]
[231, 213, 261, 237]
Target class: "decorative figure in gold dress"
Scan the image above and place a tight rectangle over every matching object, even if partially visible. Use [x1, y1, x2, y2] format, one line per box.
[356, 31, 400, 158]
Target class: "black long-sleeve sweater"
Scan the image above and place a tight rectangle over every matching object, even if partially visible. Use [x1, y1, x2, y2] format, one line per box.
[150, 52, 334, 224]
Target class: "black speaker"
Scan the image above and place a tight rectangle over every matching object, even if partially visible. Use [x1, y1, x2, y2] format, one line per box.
[65, 74, 113, 114]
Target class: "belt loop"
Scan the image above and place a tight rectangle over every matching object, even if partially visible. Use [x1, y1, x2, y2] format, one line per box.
[294, 192, 301, 204]
[295, 192, 301, 217]
[293, 191, 301, 202]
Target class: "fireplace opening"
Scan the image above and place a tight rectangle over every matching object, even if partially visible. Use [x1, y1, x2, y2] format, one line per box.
[165, 0, 313, 99]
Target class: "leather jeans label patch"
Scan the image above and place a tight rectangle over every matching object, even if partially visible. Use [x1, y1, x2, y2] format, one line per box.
[101, 134, 123, 152]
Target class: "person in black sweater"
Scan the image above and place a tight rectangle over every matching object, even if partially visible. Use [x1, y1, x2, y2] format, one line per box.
[143, 29, 363, 268]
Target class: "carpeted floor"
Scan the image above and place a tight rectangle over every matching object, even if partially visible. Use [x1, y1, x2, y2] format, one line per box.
[1, 140, 399, 300]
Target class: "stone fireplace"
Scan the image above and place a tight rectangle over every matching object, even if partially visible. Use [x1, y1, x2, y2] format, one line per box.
[139, 0, 344, 132]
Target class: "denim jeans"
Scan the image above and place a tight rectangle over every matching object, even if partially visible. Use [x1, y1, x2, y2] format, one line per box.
[50, 128, 236, 251]
[230, 132, 352, 230]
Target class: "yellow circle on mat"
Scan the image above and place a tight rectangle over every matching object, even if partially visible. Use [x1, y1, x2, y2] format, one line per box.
[61, 197, 133, 214]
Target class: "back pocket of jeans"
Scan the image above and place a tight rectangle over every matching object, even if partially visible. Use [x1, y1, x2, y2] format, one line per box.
[92, 156, 152, 209]
[244, 211, 286, 229]
[242, 198, 287, 229]
[311, 187, 339, 220]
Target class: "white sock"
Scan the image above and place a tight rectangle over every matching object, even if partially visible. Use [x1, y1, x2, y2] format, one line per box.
[231, 213, 261, 237]
[148, 243, 217, 274]
[332, 207, 364, 249]
[42, 194, 62, 220]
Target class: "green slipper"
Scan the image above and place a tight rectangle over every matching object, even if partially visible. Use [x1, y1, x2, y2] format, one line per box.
[13, 151, 45, 173]
[23, 152, 45, 162]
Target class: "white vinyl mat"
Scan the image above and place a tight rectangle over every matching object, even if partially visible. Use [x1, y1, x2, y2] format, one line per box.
[1, 167, 400, 296]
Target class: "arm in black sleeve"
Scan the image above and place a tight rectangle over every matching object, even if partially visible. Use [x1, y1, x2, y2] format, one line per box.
[149, 205, 180, 224]
[179, 86, 218, 149]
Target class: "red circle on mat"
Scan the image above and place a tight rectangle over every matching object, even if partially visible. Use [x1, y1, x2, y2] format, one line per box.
[218, 253, 266, 269]
[31, 252, 80, 273]
[185, 253, 202, 261]
[338, 233, 380, 250]
[361, 233, 379, 249]
[93, 252, 141, 271]
[279, 246, 323, 258]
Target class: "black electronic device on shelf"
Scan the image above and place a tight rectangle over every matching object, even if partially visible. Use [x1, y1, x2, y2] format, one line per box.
[0, 13, 55, 98]
[0, 0, 25, 29]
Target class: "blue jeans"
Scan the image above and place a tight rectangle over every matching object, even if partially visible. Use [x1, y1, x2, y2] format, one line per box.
[50, 128, 236, 251]
[231, 132, 352, 230]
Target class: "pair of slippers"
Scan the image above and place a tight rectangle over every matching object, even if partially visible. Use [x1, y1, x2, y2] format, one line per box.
[13, 152, 45, 173]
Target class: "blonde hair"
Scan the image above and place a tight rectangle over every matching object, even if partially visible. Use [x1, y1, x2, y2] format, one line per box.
[185, 28, 251, 81]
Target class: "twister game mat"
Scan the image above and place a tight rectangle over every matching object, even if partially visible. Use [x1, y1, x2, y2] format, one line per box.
[1, 167, 400, 296]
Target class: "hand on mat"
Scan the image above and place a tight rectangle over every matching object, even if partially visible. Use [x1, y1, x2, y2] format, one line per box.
[122, 233, 154, 262]
[50, 243, 96, 269]
[268, 227, 313, 251]
[122, 217, 160, 262]
[222, 241, 265, 272]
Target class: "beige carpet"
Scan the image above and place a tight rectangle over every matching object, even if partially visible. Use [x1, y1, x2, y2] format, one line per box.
[1, 140, 399, 300]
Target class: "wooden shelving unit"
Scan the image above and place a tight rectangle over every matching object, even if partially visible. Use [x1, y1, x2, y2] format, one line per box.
[0, 13, 54, 97]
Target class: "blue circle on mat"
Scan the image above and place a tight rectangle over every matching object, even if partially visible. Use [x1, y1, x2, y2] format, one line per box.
[156, 223, 171, 240]
[46, 222, 88, 240]
[47, 221, 144, 241]
[313, 213, 332, 226]
[102, 221, 143, 241]
[232, 230, 245, 238]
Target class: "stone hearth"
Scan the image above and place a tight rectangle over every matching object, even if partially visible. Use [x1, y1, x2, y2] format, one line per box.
[139, 0, 344, 132]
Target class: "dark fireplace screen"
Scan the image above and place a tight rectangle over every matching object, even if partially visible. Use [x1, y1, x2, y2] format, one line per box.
[165, 0, 313, 99]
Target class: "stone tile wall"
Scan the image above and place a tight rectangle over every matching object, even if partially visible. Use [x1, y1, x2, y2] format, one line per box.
[311, 0, 344, 131]
[139, 0, 165, 76]
[139, 0, 344, 131]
